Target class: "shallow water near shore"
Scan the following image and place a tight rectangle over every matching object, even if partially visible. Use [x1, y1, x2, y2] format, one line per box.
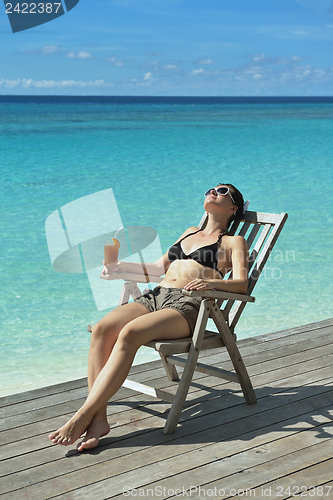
[1, 96, 333, 397]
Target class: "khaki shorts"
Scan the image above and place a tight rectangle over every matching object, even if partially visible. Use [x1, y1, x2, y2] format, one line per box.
[135, 286, 202, 335]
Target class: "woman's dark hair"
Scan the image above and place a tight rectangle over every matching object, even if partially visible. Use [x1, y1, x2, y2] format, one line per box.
[219, 183, 244, 227]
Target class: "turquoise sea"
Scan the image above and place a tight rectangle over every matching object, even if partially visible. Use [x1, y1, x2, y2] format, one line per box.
[1, 96, 333, 397]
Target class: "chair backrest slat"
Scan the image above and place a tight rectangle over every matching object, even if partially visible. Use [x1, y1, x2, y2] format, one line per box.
[228, 219, 241, 235]
[226, 223, 272, 327]
[198, 212, 208, 229]
[248, 223, 271, 273]
[248, 213, 287, 293]
[246, 222, 261, 250]
[228, 212, 288, 331]
[237, 220, 250, 237]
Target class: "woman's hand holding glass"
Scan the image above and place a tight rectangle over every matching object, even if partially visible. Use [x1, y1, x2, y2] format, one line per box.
[101, 259, 122, 275]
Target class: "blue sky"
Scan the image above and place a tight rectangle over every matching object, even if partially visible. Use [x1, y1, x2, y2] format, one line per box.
[1, 0, 333, 95]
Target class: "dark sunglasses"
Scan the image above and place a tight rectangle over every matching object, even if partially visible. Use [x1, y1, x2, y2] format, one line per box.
[204, 187, 236, 204]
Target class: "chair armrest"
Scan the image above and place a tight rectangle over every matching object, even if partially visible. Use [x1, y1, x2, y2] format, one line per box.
[182, 289, 255, 303]
[100, 272, 162, 284]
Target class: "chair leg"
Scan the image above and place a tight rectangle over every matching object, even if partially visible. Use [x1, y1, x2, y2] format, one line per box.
[209, 302, 257, 405]
[118, 282, 142, 306]
[159, 352, 179, 381]
[118, 282, 132, 306]
[163, 300, 211, 434]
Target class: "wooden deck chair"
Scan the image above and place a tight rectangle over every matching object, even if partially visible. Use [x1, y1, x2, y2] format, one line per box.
[89, 210, 288, 434]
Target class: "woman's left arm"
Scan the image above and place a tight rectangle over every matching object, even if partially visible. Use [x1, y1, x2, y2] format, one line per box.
[184, 235, 249, 294]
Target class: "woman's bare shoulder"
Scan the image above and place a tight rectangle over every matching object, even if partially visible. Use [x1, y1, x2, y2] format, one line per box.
[224, 234, 248, 248]
[227, 233, 246, 241]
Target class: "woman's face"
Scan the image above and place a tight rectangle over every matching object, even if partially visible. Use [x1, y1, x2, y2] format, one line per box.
[204, 185, 236, 212]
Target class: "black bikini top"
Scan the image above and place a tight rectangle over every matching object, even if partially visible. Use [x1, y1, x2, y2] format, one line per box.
[168, 228, 226, 277]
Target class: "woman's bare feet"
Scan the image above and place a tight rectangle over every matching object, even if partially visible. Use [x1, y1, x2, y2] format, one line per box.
[48, 412, 92, 446]
[76, 413, 110, 452]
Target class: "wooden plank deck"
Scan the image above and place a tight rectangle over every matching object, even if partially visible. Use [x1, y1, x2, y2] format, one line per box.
[0, 318, 333, 500]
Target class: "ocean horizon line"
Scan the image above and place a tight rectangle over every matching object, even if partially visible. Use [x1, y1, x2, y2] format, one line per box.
[1, 95, 333, 102]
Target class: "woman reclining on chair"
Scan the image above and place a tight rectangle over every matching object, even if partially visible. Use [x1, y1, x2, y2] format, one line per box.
[49, 183, 249, 451]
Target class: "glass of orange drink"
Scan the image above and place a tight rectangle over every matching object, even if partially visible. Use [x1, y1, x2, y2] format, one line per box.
[104, 238, 120, 265]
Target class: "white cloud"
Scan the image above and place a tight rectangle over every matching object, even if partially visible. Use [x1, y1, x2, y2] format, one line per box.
[194, 57, 216, 65]
[3, 51, 333, 96]
[248, 53, 305, 65]
[22, 45, 61, 56]
[162, 64, 177, 69]
[106, 56, 125, 66]
[252, 53, 265, 62]
[67, 51, 92, 59]
[41, 45, 59, 55]
[190, 68, 205, 75]
[214, 56, 333, 91]
[0, 78, 107, 89]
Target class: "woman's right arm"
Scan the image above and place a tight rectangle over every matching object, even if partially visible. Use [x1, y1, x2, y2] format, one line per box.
[110, 252, 170, 277]
[102, 226, 198, 277]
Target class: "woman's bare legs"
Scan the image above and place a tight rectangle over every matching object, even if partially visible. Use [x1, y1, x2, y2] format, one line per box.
[48, 307, 191, 450]
[75, 302, 151, 451]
